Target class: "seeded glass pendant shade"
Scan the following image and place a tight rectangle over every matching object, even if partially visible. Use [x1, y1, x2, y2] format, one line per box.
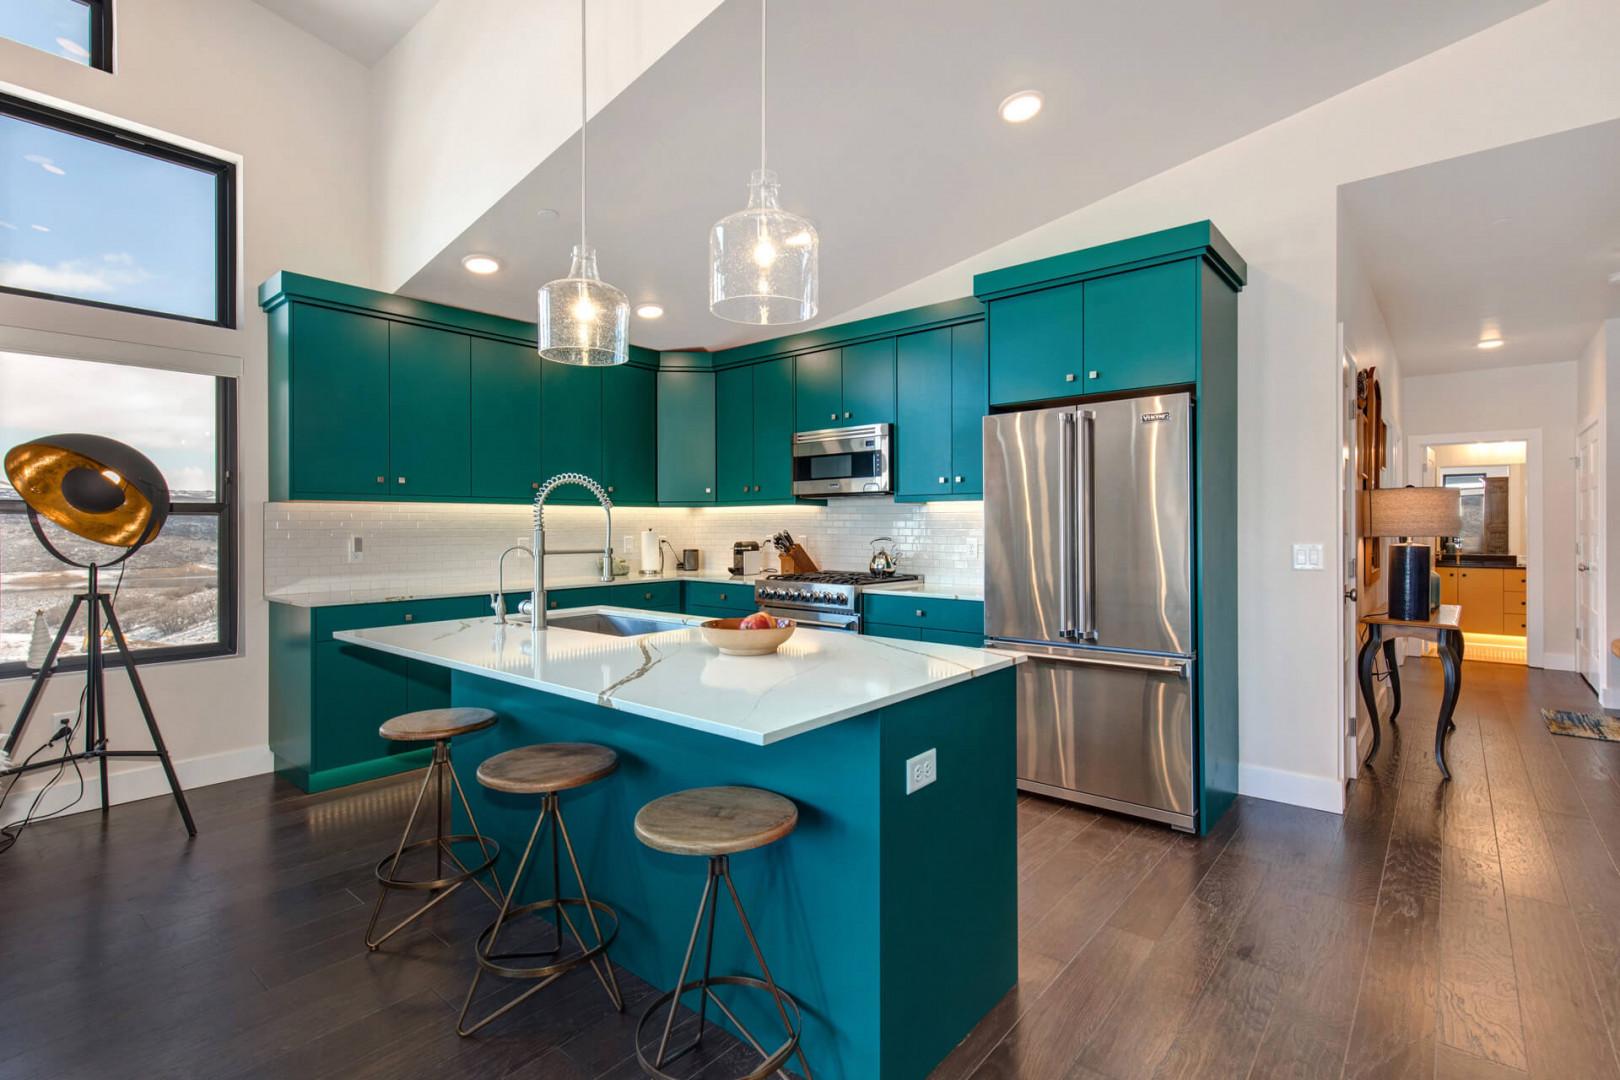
[710, 169, 818, 324]
[538, 0, 629, 366]
[709, 0, 818, 326]
[538, 245, 629, 366]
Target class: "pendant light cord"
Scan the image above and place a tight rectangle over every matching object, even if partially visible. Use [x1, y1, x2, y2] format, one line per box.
[579, 0, 588, 252]
[759, 0, 767, 175]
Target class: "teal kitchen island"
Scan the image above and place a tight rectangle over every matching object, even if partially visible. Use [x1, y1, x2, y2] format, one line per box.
[335, 606, 1019, 1080]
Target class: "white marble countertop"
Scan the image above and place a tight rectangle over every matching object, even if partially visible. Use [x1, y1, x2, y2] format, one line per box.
[893, 583, 985, 602]
[267, 570, 767, 608]
[333, 606, 1018, 745]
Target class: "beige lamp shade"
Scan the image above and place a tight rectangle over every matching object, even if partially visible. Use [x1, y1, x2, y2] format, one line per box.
[1366, 486, 1462, 538]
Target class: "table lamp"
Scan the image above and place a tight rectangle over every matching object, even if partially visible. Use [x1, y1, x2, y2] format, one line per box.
[1367, 485, 1462, 621]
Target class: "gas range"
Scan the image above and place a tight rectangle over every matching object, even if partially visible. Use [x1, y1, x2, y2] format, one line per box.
[753, 571, 921, 632]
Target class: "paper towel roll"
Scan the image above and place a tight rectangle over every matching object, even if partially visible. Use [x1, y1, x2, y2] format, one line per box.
[639, 529, 661, 574]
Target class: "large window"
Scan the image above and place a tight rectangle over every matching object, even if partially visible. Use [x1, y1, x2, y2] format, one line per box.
[0, 92, 234, 325]
[0, 1, 112, 71]
[0, 351, 236, 675]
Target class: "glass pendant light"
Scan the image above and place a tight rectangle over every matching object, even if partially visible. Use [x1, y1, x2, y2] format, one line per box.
[538, 0, 628, 366]
[709, 0, 819, 325]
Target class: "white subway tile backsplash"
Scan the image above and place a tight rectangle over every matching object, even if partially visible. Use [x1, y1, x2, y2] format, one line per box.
[264, 499, 984, 600]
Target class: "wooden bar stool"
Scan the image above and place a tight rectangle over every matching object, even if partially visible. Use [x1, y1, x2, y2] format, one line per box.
[457, 742, 624, 1036]
[633, 785, 812, 1080]
[365, 707, 503, 950]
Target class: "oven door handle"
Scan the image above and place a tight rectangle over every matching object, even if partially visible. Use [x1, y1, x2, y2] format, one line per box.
[761, 608, 857, 632]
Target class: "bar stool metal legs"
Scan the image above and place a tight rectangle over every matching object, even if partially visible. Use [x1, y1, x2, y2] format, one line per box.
[636, 854, 812, 1080]
[457, 758, 623, 1036]
[365, 737, 502, 950]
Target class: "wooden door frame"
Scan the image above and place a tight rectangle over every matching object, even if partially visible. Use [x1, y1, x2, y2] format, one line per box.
[1405, 427, 1547, 670]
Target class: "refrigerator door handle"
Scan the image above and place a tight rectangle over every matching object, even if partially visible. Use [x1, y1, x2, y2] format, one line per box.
[1058, 411, 1077, 638]
[1076, 409, 1098, 642]
[991, 643, 1191, 679]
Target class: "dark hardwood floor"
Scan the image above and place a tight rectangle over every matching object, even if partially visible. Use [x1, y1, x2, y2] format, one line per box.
[3, 658, 1617, 1078]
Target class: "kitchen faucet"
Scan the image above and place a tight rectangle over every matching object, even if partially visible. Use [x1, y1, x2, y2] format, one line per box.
[526, 472, 614, 630]
[490, 545, 534, 624]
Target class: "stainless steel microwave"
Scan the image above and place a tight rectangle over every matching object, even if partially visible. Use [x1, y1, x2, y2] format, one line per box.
[792, 424, 892, 497]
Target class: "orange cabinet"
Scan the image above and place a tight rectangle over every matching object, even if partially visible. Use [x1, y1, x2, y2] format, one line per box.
[1438, 567, 1460, 605]
[1457, 568, 1504, 634]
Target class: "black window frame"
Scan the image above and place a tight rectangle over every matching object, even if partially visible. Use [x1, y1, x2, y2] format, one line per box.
[0, 374, 238, 680]
[0, 89, 236, 328]
[0, 0, 113, 72]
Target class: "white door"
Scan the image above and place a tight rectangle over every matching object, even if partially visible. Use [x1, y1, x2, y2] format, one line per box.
[1576, 422, 1602, 692]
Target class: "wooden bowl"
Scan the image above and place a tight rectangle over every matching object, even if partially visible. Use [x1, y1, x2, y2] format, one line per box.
[699, 617, 796, 656]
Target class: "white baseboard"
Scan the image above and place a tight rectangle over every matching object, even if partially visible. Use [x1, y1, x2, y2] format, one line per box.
[1239, 762, 1345, 814]
[1539, 652, 1575, 672]
[1, 744, 274, 823]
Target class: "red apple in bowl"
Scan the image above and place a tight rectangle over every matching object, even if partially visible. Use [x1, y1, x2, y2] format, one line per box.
[738, 611, 776, 630]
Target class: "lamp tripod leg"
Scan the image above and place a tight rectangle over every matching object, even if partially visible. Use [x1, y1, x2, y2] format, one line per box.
[101, 595, 196, 837]
[2, 594, 83, 766]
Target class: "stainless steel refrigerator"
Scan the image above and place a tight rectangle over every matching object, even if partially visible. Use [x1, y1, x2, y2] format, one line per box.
[983, 391, 1197, 831]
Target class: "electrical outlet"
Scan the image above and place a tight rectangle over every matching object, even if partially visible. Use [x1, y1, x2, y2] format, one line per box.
[347, 535, 364, 563]
[966, 537, 979, 559]
[1292, 543, 1324, 571]
[905, 748, 937, 795]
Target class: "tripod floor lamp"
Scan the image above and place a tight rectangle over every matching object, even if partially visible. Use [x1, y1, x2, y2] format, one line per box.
[2, 434, 196, 836]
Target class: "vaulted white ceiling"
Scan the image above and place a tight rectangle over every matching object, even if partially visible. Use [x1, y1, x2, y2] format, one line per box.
[394, 0, 1541, 352]
[1341, 118, 1620, 378]
[252, 0, 438, 66]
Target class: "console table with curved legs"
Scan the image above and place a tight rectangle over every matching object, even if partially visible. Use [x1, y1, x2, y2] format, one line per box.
[1357, 604, 1464, 780]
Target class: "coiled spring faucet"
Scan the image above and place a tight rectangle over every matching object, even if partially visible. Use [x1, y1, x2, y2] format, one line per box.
[527, 473, 614, 630]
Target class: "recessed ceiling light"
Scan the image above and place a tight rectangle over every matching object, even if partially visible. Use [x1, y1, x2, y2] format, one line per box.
[535, 208, 559, 222]
[1477, 338, 1505, 350]
[461, 254, 500, 275]
[1609, 270, 1620, 285]
[635, 304, 664, 319]
[998, 90, 1044, 124]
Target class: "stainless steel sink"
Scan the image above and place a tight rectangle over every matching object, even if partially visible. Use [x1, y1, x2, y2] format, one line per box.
[545, 612, 689, 637]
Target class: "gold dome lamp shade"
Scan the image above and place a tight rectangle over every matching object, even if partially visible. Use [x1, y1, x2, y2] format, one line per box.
[4, 433, 169, 560]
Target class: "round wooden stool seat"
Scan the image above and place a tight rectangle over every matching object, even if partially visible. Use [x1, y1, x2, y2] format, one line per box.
[378, 707, 497, 742]
[475, 742, 618, 794]
[634, 785, 798, 857]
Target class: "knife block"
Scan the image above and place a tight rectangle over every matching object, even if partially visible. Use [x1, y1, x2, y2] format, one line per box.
[778, 545, 819, 574]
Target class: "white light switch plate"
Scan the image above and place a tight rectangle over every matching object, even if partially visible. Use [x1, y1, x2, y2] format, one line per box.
[1292, 543, 1324, 570]
[905, 748, 937, 794]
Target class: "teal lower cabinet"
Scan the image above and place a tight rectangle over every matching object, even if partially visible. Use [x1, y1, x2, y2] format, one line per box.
[866, 623, 984, 647]
[863, 595, 985, 646]
[682, 580, 757, 615]
[270, 595, 489, 792]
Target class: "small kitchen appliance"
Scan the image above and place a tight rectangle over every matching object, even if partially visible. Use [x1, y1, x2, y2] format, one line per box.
[678, 547, 701, 572]
[791, 424, 892, 497]
[753, 570, 920, 632]
[730, 540, 764, 578]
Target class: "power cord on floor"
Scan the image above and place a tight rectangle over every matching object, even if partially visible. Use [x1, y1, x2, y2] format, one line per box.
[0, 687, 89, 856]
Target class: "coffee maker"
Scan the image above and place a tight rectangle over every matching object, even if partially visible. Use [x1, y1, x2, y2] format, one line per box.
[730, 540, 763, 578]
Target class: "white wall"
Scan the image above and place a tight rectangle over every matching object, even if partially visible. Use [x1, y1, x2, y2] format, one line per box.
[1404, 364, 1577, 668]
[369, 0, 722, 290]
[0, 1, 374, 811]
[825, 0, 1620, 812]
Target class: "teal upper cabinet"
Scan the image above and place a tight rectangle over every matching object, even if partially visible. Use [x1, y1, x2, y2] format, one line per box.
[1082, 260, 1198, 394]
[388, 322, 470, 498]
[895, 321, 987, 500]
[986, 282, 1083, 407]
[752, 357, 794, 500]
[795, 348, 842, 430]
[602, 363, 657, 505]
[540, 361, 603, 504]
[793, 341, 894, 432]
[469, 337, 544, 501]
[657, 369, 716, 504]
[976, 221, 1246, 409]
[715, 356, 795, 504]
[840, 339, 895, 426]
[715, 365, 755, 501]
[287, 303, 391, 497]
[950, 321, 988, 494]
[895, 328, 953, 499]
